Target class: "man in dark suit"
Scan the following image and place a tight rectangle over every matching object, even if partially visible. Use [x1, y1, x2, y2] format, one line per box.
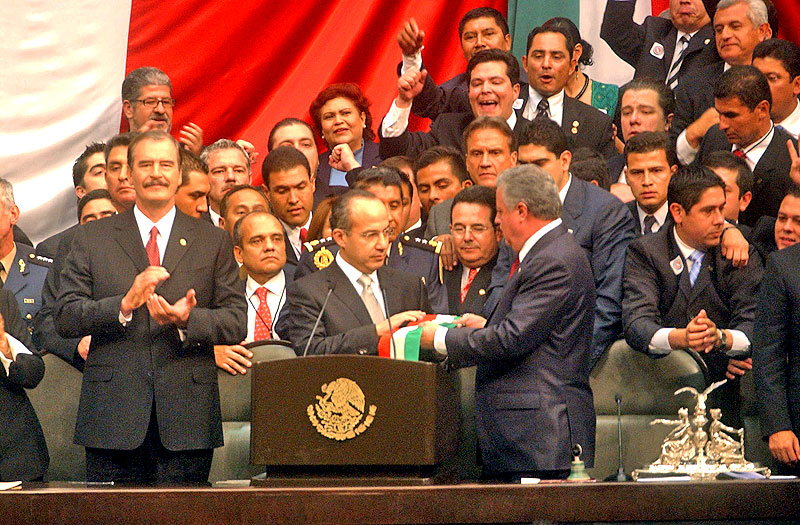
[696, 66, 798, 226]
[0, 288, 48, 481]
[517, 119, 635, 365]
[625, 132, 680, 236]
[703, 150, 754, 230]
[519, 25, 616, 160]
[754, 242, 800, 473]
[673, 0, 771, 162]
[601, 0, 716, 88]
[443, 186, 499, 315]
[217, 185, 269, 239]
[749, 188, 800, 260]
[54, 130, 246, 484]
[277, 190, 430, 356]
[380, 49, 524, 160]
[420, 165, 596, 480]
[200, 139, 251, 228]
[623, 165, 761, 424]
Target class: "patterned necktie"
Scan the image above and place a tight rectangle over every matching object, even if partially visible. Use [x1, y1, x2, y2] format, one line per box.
[535, 98, 550, 120]
[688, 250, 704, 287]
[666, 35, 690, 90]
[357, 274, 385, 323]
[643, 215, 657, 235]
[300, 227, 308, 252]
[0, 262, 5, 285]
[461, 267, 478, 303]
[145, 226, 160, 266]
[733, 149, 748, 162]
[508, 257, 520, 280]
[253, 287, 272, 340]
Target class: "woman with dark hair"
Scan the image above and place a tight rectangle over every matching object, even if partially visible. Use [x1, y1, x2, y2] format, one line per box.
[308, 83, 381, 199]
[543, 17, 619, 116]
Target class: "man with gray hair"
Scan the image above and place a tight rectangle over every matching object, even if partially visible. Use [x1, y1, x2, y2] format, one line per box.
[200, 139, 252, 227]
[121, 66, 204, 155]
[420, 164, 597, 481]
[0, 178, 50, 336]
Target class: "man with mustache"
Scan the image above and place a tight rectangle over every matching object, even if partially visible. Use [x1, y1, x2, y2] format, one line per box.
[121, 67, 204, 156]
[200, 139, 252, 228]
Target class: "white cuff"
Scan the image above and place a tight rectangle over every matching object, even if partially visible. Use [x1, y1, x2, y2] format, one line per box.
[401, 49, 423, 74]
[381, 100, 411, 138]
[433, 326, 449, 355]
[0, 333, 33, 375]
[648, 327, 674, 355]
[728, 329, 751, 352]
[676, 130, 698, 165]
[178, 328, 186, 342]
[119, 309, 132, 327]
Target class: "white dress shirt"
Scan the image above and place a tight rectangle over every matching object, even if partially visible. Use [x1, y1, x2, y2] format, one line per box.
[0, 333, 33, 375]
[208, 207, 222, 228]
[636, 201, 670, 234]
[382, 99, 517, 138]
[335, 252, 387, 316]
[244, 272, 286, 342]
[523, 87, 565, 126]
[281, 214, 312, 259]
[777, 99, 800, 140]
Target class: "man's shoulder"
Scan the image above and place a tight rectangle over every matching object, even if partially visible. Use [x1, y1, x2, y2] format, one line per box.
[767, 242, 800, 271]
[432, 111, 474, 130]
[564, 96, 612, 125]
[15, 242, 51, 270]
[36, 223, 79, 258]
[628, 226, 671, 257]
[398, 234, 441, 255]
[301, 237, 338, 271]
[682, 61, 724, 87]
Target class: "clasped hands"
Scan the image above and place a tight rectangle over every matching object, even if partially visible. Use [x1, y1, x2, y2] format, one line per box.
[684, 309, 751, 380]
[121, 266, 196, 328]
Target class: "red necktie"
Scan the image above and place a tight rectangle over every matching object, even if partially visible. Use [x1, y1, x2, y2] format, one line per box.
[253, 287, 272, 340]
[145, 226, 160, 266]
[733, 149, 748, 161]
[508, 257, 519, 280]
[300, 227, 308, 252]
[461, 267, 478, 303]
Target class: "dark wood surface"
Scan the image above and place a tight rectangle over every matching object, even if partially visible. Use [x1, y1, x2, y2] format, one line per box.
[2, 480, 799, 523]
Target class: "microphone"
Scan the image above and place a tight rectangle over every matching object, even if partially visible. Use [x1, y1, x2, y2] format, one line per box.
[605, 393, 631, 482]
[302, 288, 333, 357]
[380, 286, 396, 357]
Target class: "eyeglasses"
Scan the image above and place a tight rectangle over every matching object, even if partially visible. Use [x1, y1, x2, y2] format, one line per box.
[133, 97, 176, 108]
[451, 224, 492, 236]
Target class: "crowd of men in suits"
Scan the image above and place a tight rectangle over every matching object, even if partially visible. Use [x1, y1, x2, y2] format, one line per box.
[4, 0, 800, 485]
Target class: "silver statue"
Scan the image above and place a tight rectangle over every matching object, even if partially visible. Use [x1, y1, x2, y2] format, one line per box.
[706, 408, 745, 464]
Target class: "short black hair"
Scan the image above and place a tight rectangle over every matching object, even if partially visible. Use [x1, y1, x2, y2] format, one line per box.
[713, 65, 772, 111]
[261, 145, 311, 188]
[624, 131, 678, 166]
[72, 142, 106, 189]
[353, 166, 404, 197]
[330, 189, 379, 231]
[753, 39, 800, 80]
[517, 118, 569, 157]
[702, 150, 754, 197]
[618, 77, 675, 118]
[458, 7, 509, 37]
[179, 150, 208, 187]
[414, 146, 470, 183]
[542, 17, 591, 66]
[104, 132, 137, 164]
[219, 185, 267, 219]
[267, 118, 314, 151]
[77, 189, 113, 222]
[466, 49, 520, 87]
[451, 185, 497, 225]
[570, 147, 609, 189]
[668, 164, 726, 213]
[526, 25, 574, 57]
[463, 116, 518, 153]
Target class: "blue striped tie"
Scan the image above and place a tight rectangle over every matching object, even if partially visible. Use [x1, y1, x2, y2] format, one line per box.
[688, 250, 704, 287]
[666, 35, 690, 90]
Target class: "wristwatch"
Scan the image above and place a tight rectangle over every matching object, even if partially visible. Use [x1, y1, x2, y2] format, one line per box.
[715, 329, 727, 351]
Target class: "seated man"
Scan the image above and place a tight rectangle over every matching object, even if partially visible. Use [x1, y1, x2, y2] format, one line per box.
[444, 186, 499, 315]
[214, 211, 288, 376]
[703, 151, 754, 232]
[174, 151, 210, 219]
[623, 164, 762, 424]
[414, 146, 473, 217]
[0, 288, 48, 481]
[625, 132, 679, 236]
[276, 190, 431, 356]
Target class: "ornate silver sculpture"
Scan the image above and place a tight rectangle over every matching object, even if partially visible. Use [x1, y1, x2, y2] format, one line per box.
[632, 380, 770, 480]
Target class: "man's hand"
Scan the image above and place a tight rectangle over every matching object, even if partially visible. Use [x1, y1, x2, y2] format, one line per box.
[397, 70, 428, 108]
[179, 122, 204, 156]
[788, 140, 800, 187]
[685, 108, 720, 149]
[397, 18, 424, 57]
[236, 139, 259, 167]
[686, 309, 717, 353]
[375, 310, 426, 337]
[455, 313, 487, 328]
[121, 266, 171, 316]
[726, 357, 752, 380]
[214, 343, 253, 375]
[328, 144, 361, 172]
[609, 182, 634, 203]
[77, 335, 91, 360]
[435, 233, 456, 271]
[721, 227, 750, 267]
[769, 430, 800, 465]
[0, 312, 9, 360]
[146, 289, 197, 328]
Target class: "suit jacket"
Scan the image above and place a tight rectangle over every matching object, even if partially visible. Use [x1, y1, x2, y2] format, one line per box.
[276, 262, 431, 356]
[54, 208, 246, 450]
[748, 215, 777, 261]
[753, 243, 800, 438]
[519, 96, 617, 160]
[627, 200, 642, 236]
[671, 61, 725, 142]
[601, 0, 718, 84]
[561, 178, 636, 364]
[423, 198, 453, 238]
[314, 141, 382, 205]
[444, 224, 596, 473]
[443, 254, 497, 316]
[0, 288, 48, 481]
[379, 109, 525, 160]
[697, 125, 797, 226]
[5, 242, 50, 336]
[623, 224, 762, 382]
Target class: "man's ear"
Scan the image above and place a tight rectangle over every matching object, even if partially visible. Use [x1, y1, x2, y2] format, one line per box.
[669, 202, 684, 224]
[122, 100, 134, 120]
[462, 179, 474, 188]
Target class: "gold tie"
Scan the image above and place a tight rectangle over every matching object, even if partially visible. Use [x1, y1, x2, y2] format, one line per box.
[357, 274, 385, 324]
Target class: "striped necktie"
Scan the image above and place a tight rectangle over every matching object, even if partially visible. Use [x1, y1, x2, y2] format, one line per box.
[666, 35, 690, 90]
[688, 250, 704, 287]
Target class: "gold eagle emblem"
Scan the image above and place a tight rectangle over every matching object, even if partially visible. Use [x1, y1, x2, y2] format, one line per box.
[307, 378, 376, 441]
[313, 246, 334, 270]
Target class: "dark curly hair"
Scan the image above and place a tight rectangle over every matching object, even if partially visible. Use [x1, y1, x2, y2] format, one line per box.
[308, 83, 375, 145]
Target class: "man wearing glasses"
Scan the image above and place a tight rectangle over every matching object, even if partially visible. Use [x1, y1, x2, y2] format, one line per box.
[121, 66, 204, 155]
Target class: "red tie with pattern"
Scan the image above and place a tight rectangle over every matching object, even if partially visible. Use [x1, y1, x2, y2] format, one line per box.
[300, 228, 308, 252]
[733, 149, 748, 162]
[145, 226, 160, 266]
[461, 267, 478, 303]
[253, 287, 272, 340]
[508, 257, 519, 280]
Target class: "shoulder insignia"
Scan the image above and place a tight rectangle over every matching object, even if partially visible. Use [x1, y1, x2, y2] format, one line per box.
[307, 237, 335, 252]
[18, 258, 25, 273]
[401, 235, 440, 254]
[28, 254, 52, 267]
[314, 246, 334, 270]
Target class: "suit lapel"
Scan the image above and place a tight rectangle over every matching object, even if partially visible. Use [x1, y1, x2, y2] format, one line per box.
[688, 252, 712, 303]
[660, 28, 678, 76]
[377, 266, 400, 316]
[560, 178, 584, 233]
[285, 238, 298, 264]
[667, 232, 693, 304]
[328, 262, 373, 326]
[114, 209, 150, 273]
[161, 211, 195, 274]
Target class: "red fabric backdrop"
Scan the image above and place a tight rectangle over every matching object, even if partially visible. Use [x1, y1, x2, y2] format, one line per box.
[774, 0, 800, 44]
[125, 0, 506, 184]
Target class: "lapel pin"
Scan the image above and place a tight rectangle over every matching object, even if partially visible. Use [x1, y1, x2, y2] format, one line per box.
[571, 127, 578, 134]
[512, 98, 523, 110]
[572, 120, 579, 127]
[704, 38, 710, 45]
[650, 42, 665, 59]
[179, 238, 187, 246]
[670, 256, 683, 275]
[478, 289, 486, 296]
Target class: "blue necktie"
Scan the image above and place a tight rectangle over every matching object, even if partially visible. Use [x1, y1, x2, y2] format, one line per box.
[688, 250, 704, 287]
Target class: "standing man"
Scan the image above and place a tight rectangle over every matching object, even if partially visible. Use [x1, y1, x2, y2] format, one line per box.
[752, 39, 800, 140]
[55, 130, 246, 484]
[419, 165, 596, 480]
[174, 151, 210, 220]
[201, 139, 252, 228]
[105, 133, 138, 213]
[414, 146, 473, 216]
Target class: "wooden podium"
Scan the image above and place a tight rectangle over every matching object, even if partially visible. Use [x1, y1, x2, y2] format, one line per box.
[250, 354, 461, 486]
